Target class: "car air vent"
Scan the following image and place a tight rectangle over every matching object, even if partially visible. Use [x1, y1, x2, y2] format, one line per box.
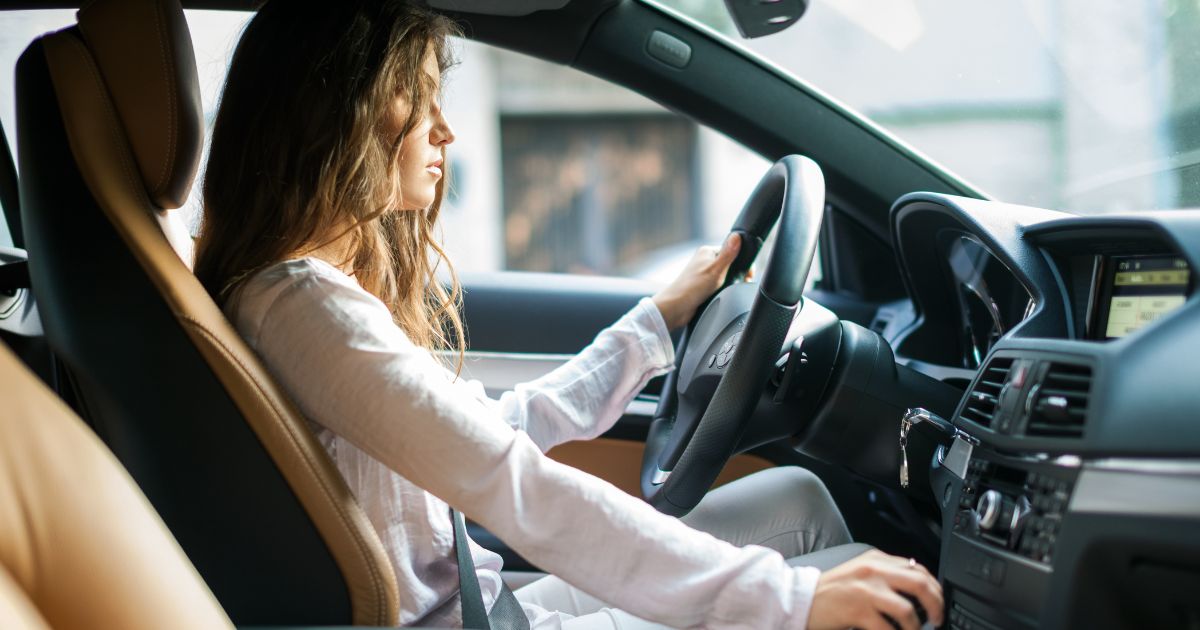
[962, 356, 1013, 428]
[1025, 363, 1092, 438]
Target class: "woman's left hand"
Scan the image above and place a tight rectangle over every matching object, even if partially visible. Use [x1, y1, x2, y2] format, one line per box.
[652, 233, 743, 331]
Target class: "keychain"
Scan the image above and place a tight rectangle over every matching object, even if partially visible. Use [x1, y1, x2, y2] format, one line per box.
[900, 408, 968, 489]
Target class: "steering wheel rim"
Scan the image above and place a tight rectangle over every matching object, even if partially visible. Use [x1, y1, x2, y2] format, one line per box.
[640, 155, 826, 516]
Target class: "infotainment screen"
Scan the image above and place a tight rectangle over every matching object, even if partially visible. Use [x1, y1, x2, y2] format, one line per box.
[1100, 255, 1191, 339]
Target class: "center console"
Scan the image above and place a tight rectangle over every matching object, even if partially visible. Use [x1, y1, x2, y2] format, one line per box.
[939, 450, 1078, 629]
[928, 336, 1200, 630]
[926, 343, 1098, 628]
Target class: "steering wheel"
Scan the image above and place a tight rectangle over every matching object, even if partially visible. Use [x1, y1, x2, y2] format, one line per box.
[640, 154, 826, 516]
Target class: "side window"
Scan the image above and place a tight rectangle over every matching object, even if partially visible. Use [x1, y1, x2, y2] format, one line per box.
[1, 13, 817, 287]
[439, 41, 804, 285]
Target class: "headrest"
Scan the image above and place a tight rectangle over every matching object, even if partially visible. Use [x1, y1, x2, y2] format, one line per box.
[76, 0, 202, 210]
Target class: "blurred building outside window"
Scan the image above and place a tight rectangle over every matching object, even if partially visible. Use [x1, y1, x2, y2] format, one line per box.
[437, 41, 771, 280]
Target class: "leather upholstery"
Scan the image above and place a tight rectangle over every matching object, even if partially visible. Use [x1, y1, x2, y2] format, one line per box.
[0, 568, 50, 630]
[0, 343, 234, 630]
[76, 0, 202, 210]
[16, 0, 400, 624]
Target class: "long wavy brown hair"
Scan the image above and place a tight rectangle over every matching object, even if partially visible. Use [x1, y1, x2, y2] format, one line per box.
[194, 0, 465, 369]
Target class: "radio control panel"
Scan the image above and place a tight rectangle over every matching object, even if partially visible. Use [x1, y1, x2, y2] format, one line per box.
[954, 457, 1076, 565]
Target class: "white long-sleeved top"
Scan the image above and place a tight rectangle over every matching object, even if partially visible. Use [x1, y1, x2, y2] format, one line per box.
[227, 257, 820, 628]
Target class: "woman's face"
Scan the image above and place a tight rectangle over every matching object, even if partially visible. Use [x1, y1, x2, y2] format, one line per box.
[387, 49, 455, 210]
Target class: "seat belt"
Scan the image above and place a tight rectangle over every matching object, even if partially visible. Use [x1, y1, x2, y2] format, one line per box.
[453, 508, 530, 630]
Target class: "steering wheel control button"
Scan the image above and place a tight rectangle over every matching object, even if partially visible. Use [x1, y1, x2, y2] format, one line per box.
[646, 30, 692, 69]
[714, 332, 742, 368]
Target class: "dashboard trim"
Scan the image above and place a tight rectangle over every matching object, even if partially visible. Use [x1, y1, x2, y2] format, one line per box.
[1087, 458, 1200, 475]
[1083, 255, 1102, 340]
[890, 193, 1074, 367]
[1071, 467, 1200, 518]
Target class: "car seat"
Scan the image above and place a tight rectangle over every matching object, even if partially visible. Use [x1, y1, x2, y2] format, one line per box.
[14, 0, 399, 624]
[0, 342, 235, 630]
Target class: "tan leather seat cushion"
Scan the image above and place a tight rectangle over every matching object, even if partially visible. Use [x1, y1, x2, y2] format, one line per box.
[0, 566, 50, 630]
[0, 343, 233, 630]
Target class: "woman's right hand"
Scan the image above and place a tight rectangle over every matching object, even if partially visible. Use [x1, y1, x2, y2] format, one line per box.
[807, 550, 945, 630]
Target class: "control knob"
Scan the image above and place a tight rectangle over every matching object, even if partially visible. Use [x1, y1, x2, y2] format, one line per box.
[976, 490, 1021, 535]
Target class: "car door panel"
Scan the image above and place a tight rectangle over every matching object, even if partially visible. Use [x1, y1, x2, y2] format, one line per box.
[459, 271, 665, 353]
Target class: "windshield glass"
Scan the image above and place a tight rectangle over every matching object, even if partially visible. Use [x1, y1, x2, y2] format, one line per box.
[654, 0, 1200, 215]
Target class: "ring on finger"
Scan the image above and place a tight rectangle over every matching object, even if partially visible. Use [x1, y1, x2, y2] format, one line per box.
[908, 557, 918, 570]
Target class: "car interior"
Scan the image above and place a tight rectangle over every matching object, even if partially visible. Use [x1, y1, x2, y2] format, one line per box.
[1, 0, 1198, 629]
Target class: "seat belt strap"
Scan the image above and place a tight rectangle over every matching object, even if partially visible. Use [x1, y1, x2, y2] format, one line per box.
[452, 508, 530, 630]
[453, 508, 490, 629]
[488, 577, 530, 630]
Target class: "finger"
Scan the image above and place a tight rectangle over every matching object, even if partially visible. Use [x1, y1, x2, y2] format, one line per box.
[880, 567, 944, 627]
[874, 588, 920, 630]
[912, 561, 937, 583]
[890, 555, 937, 583]
[717, 232, 741, 263]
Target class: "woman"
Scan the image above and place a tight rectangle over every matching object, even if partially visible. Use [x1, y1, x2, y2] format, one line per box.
[195, 2, 944, 629]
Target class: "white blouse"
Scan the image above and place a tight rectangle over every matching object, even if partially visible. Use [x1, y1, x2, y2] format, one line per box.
[227, 258, 819, 629]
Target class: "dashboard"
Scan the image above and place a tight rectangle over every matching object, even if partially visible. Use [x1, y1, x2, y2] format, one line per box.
[885, 194, 1200, 630]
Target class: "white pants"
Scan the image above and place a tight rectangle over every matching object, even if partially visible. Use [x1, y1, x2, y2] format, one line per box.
[515, 466, 859, 629]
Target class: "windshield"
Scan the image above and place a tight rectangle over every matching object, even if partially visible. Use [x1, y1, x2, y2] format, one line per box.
[655, 0, 1200, 215]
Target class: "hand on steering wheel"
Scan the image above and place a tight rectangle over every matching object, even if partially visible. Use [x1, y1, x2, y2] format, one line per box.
[641, 155, 826, 516]
[651, 233, 744, 330]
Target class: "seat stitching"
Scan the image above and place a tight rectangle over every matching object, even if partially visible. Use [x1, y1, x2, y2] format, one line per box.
[179, 315, 390, 623]
[59, 35, 145, 215]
